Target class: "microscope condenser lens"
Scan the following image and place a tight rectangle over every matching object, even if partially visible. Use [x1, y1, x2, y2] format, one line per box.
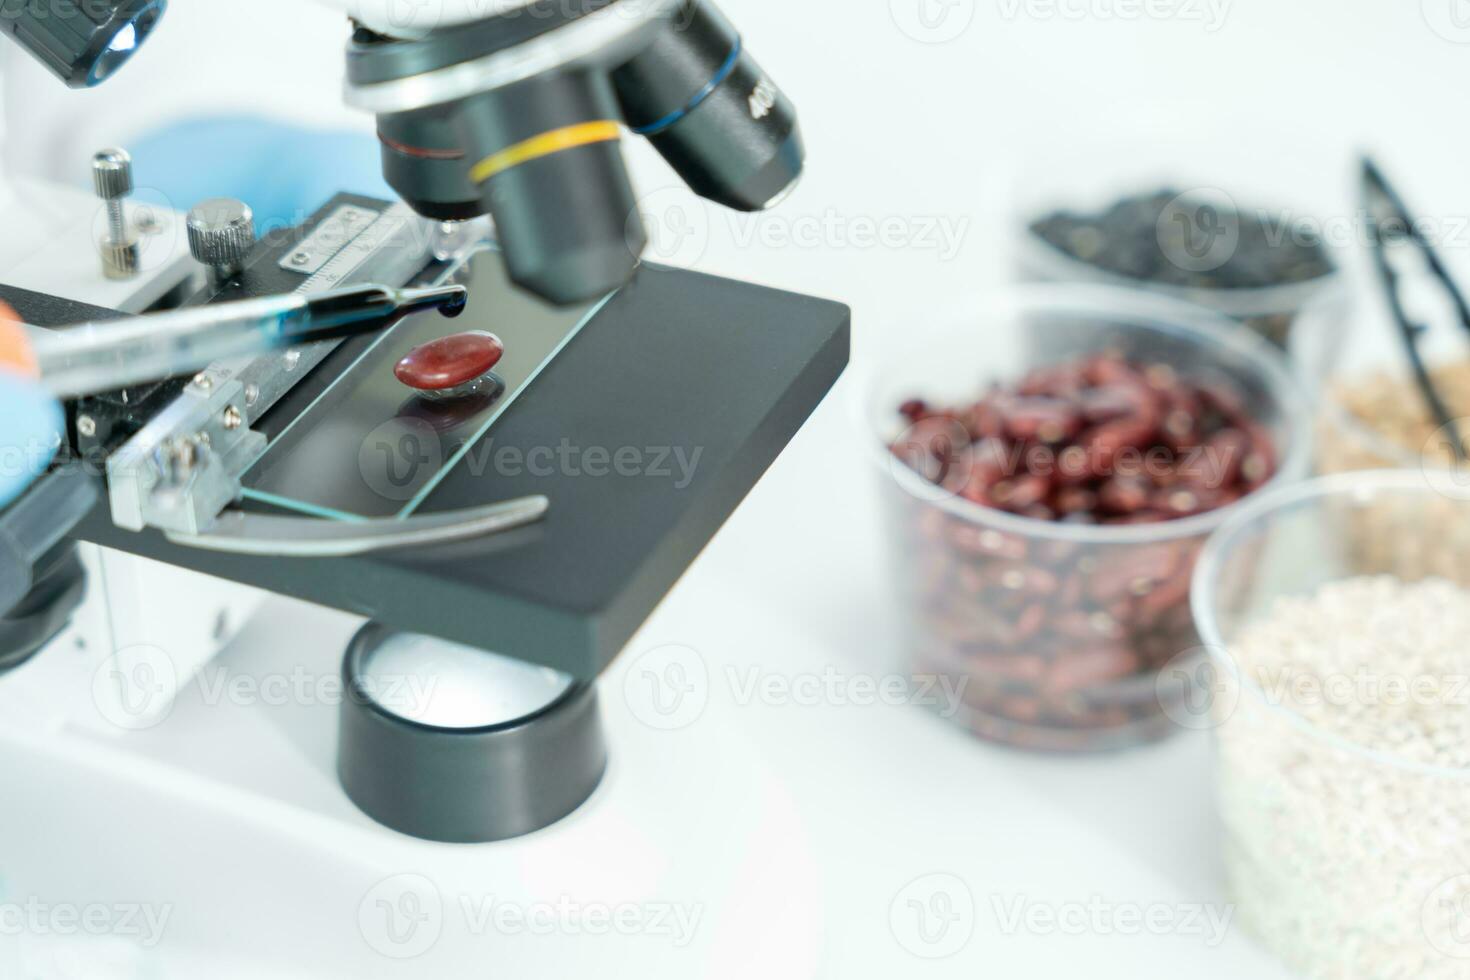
[613, 0, 804, 212]
[356, 631, 573, 729]
[0, 0, 165, 88]
[337, 624, 607, 843]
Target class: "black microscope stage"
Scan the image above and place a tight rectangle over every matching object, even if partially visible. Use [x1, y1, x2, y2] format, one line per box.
[12, 195, 849, 680]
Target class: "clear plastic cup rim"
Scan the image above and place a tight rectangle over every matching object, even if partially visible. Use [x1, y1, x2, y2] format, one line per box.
[1189, 467, 1470, 779]
[857, 284, 1312, 547]
[1017, 225, 1347, 319]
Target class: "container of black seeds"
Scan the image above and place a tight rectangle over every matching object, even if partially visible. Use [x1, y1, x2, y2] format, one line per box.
[1019, 186, 1347, 349]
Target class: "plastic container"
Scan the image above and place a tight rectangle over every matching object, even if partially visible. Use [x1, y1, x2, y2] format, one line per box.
[1012, 165, 1350, 350]
[862, 286, 1309, 752]
[1191, 471, 1470, 979]
[1291, 288, 1470, 475]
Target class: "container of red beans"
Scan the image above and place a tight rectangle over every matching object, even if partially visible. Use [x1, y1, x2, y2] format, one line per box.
[865, 287, 1308, 752]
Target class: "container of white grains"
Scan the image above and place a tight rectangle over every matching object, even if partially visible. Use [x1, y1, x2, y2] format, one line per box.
[1191, 470, 1470, 979]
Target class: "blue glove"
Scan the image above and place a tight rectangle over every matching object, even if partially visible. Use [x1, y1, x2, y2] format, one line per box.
[129, 116, 395, 235]
[0, 376, 62, 509]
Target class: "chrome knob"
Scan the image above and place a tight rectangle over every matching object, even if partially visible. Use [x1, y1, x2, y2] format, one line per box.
[187, 198, 255, 284]
[92, 147, 137, 280]
[92, 147, 133, 200]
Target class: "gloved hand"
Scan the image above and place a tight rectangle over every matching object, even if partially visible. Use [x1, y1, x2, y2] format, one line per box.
[0, 304, 63, 509]
[129, 116, 394, 235]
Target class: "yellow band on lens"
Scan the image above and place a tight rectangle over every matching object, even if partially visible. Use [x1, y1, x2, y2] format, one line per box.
[470, 121, 621, 184]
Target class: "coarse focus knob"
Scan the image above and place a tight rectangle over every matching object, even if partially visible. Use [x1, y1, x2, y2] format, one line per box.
[91, 148, 133, 199]
[187, 198, 255, 281]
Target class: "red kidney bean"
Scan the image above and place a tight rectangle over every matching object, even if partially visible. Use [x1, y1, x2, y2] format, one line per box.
[395, 331, 504, 392]
[1078, 385, 1141, 424]
[990, 474, 1052, 511]
[1053, 610, 1126, 642]
[1085, 544, 1180, 604]
[1053, 445, 1093, 486]
[967, 652, 1048, 683]
[978, 561, 1060, 596]
[1014, 603, 1047, 642]
[1133, 567, 1196, 629]
[1002, 397, 1084, 443]
[1018, 364, 1086, 398]
[1043, 645, 1141, 694]
[1189, 428, 1249, 488]
[1196, 377, 1248, 418]
[1083, 352, 1144, 386]
[1078, 417, 1159, 470]
[960, 399, 1005, 440]
[1052, 487, 1098, 516]
[1058, 572, 1085, 608]
[899, 398, 929, 422]
[1097, 475, 1152, 514]
[891, 418, 966, 484]
[948, 524, 1028, 560]
[1001, 696, 1045, 724]
[949, 438, 1013, 500]
[1239, 422, 1276, 490]
[1154, 487, 1208, 517]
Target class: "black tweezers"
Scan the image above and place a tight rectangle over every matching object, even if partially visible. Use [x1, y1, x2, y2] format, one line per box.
[1361, 157, 1470, 463]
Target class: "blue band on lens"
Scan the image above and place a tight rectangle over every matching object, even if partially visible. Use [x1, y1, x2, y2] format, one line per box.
[632, 36, 744, 137]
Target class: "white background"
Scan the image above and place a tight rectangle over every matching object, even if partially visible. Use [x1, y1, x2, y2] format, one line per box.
[3, 0, 1468, 976]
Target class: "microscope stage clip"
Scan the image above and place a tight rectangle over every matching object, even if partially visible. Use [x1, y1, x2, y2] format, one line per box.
[164, 494, 548, 558]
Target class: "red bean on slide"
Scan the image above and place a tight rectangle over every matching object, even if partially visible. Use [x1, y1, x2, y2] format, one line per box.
[394, 331, 505, 391]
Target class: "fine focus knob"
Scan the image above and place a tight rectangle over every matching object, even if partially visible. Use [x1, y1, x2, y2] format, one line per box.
[91, 148, 133, 200]
[186, 198, 255, 281]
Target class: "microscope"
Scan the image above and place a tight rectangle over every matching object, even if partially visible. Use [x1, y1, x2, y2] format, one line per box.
[0, 0, 847, 866]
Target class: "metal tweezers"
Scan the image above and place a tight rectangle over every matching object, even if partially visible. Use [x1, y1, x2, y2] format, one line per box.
[32, 282, 468, 398]
[1361, 157, 1470, 463]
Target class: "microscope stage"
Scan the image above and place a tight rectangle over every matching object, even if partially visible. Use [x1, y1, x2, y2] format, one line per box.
[45, 197, 849, 680]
